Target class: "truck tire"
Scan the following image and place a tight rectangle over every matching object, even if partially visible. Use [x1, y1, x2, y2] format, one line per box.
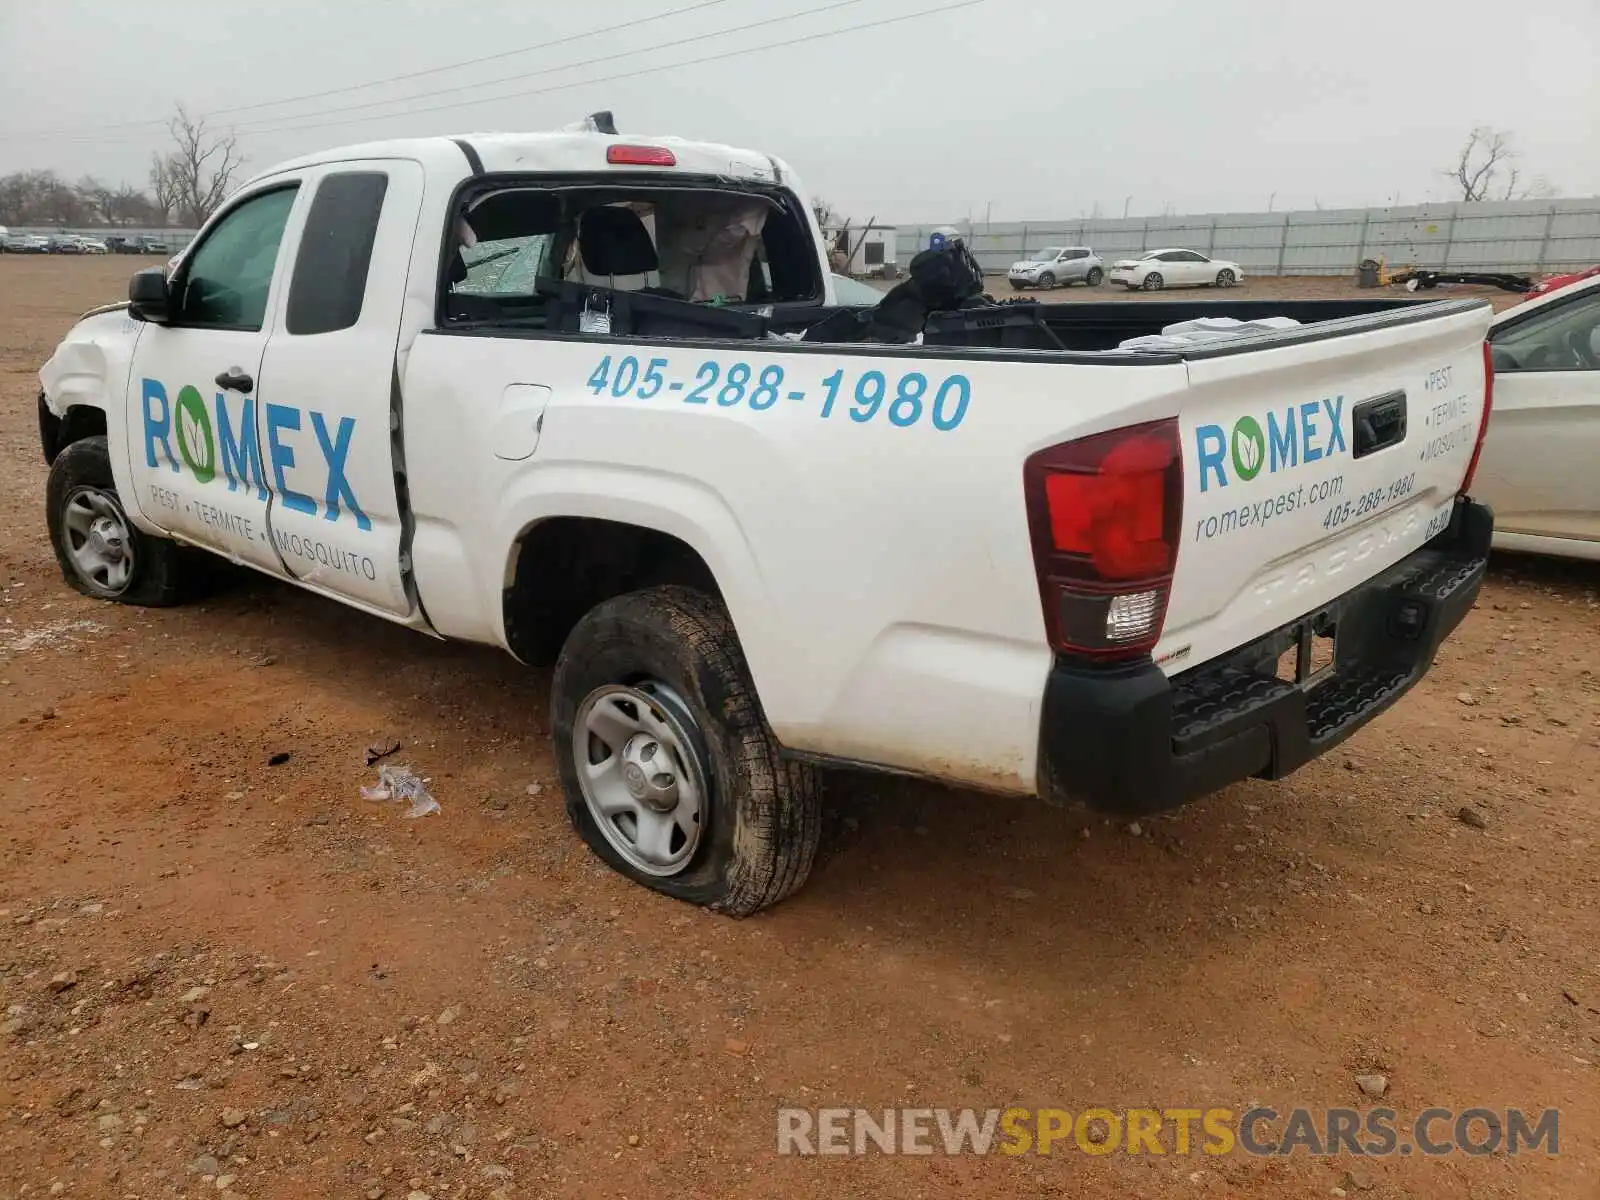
[550, 585, 821, 916]
[46, 435, 188, 606]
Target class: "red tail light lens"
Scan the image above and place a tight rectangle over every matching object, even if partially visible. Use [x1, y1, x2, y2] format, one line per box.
[1024, 418, 1183, 660]
[606, 144, 677, 167]
[1460, 340, 1495, 494]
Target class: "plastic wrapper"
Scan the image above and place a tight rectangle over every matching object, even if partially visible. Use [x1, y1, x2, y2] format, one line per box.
[360, 764, 441, 819]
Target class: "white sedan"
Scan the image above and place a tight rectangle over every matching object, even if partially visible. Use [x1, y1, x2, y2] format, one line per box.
[1475, 272, 1600, 561]
[1109, 248, 1243, 291]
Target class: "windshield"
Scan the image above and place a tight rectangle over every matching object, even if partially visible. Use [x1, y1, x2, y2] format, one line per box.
[1032, 248, 1064, 261]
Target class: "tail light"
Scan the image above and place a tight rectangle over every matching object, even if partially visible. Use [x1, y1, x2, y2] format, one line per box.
[1459, 340, 1495, 494]
[606, 144, 676, 167]
[1023, 418, 1183, 661]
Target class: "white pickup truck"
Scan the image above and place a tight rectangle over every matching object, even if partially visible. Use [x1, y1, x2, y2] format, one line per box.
[38, 121, 1497, 914]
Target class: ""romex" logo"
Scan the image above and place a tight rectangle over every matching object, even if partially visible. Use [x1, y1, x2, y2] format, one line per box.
[140, 378, 371, 530]
[1195, 398, 1347, 493]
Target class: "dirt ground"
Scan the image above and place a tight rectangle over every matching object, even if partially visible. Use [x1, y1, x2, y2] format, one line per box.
[1, 256, 1596, 1200]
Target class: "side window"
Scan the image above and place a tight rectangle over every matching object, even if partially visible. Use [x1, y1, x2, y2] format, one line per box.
[286, 172, 389, 335]
[174, 186, 299, 330]
[1492, 292, 1600, 373]
[1067, 249, 1088, 260]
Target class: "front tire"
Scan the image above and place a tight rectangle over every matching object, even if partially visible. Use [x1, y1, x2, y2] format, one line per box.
[1141, 272, 1165, 291]
[46, 436, 188, 606]
[1008, 280, 1026, 291]
[1036, 272, 1056, 290]
[1215, 269, 1237, 288]
[551, 586, 822, 916]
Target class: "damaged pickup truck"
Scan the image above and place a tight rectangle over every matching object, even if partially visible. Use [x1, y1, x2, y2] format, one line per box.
[38, 117, 1497, 914]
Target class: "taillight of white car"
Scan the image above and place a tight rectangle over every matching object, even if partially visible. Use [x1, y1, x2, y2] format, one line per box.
[1023, 419, 1184, 661]
[1459, 340, 1495, 495]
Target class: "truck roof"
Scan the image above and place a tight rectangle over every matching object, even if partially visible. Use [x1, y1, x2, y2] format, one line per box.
[244, 130, 791, 192]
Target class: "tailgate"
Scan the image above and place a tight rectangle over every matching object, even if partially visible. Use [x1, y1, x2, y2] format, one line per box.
[1158, 300, 1492, 674]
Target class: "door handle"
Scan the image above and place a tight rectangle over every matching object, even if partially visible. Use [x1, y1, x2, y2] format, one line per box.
[215, 368, 254, 393]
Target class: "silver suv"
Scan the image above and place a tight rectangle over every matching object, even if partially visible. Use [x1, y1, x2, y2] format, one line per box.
[1007, 246, 1104, 291]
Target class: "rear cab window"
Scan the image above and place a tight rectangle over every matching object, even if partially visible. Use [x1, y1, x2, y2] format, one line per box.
[439, 175, 825, 335]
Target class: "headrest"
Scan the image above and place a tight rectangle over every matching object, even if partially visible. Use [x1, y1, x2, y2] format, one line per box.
[579, 206, 658, 277]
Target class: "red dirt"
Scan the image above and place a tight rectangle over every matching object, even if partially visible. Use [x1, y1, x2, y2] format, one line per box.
[0, 257, 1595, 1199]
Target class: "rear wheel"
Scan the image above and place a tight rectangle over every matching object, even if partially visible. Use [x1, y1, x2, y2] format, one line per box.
[1141, 272, 1165, 291]
[1215, 269, 1237, 288]
[46, 436, 189, 606]
[1085, 267, 1104, 286]
[1036, 272, 1056, 290]
[551, 586, 821, 916]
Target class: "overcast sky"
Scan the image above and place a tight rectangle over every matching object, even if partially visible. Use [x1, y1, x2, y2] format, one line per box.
[1, 0, 1595, 223]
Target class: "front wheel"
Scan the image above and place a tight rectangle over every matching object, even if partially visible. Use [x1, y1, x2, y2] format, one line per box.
[1036, 272, 1056, 290]
[46, 436, 189, 606]
[1085, 267, 1104, 286]
[1215, 269, 1237, 288]
[1008, 280, 1027, 291]
[1141, 272, 1165, 291]
[550, 586, 821, 916]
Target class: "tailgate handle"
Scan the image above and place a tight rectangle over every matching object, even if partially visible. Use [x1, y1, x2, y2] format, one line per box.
[1352, 390, 1407, 459]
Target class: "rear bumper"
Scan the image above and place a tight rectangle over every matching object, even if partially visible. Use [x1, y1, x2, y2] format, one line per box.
[1037, 497, 1493, 815]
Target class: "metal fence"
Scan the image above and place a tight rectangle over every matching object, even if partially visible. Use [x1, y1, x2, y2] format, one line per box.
[895, 198, 1600, 278]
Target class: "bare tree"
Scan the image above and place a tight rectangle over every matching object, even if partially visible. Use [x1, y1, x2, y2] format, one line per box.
[148, 155, 183, 226]
[811, 197, 843, 230]
[154, 103, 244, 227]
[1444, 126, 1557, 202]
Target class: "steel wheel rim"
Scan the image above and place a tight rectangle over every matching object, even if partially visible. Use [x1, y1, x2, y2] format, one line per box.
[62, 486, 135, 597]
[573, 680, 708, 877]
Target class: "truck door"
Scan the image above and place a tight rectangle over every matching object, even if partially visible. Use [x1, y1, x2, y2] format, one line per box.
[257, 160, 425, 617]
[124, 182, 303, 577]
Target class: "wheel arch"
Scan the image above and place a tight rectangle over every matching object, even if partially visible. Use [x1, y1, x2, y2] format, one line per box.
[39, 393, 107, 466]
[498, 490, 764, 670]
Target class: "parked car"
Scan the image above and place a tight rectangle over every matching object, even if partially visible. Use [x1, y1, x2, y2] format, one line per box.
[104, 236, 145, 255]
[139, 235, 172, 254]
[77, 237, 109, 254]
[1523, 264, 1600, 302]
[38, 123, 1494, 914]
[47, 235, 86, 254]
[1007, 246, 1103, 291]
[1474, 272, 1600, 561]
[4, 233, 50, 253]
[1110, 248, 1244, 291]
